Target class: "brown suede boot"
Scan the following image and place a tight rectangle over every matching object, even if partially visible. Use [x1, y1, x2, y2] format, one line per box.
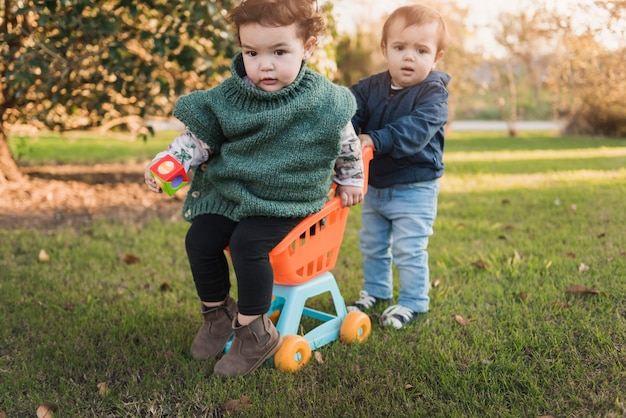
[190, 296, 237, 360]
[213, 314, 282, 378]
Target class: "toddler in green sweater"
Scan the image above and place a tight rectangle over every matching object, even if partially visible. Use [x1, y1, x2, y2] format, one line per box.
[144, 0, 363, 378]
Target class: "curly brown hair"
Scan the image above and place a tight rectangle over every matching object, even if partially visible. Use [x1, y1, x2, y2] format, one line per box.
[228, 0, 326, 44]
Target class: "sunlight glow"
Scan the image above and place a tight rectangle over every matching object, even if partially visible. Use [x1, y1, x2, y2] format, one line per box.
[331, 0, 623, 55]
[444, 148, 626, 163]
[441, 169, 626, 193]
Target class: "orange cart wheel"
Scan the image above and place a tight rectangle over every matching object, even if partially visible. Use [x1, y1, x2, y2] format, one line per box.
[268, 310, 281, 325]
[340, 311, 371, 344]
[274, 335, 312, 373]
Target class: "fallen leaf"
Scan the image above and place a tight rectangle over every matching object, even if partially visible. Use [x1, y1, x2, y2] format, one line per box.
[314, 351, 324, 364]
[158, 350, 176, 359]
[569, 204, 577, 211]
[518, 292, 528, 301]
[564, 252, 576, 258]
[501, 199, 510, 205]
[471, 260, 488, 269]
[432, 278, 440, 288]
[454, 314, 472, 326]
[120, 253, 140, 264]
[553, 301, 572, 308]
[498, 235, 507, 240]
[160, 282, 172, 292]
[36, 402, 59, 418]
[578, 263, 589, 272]
[566, 285, 599, 295]
[222, 396, 252, 414]
[97, 381, 109, 396]
[38, 249, 50, 262]
[597, 232, 606, 239]
[513, 250, 522, 262]
[405, 383, 414, 390]
[503, 225, 515, 231]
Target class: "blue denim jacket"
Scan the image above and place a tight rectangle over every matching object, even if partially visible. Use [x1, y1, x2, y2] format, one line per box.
[351, 70, 451, 188]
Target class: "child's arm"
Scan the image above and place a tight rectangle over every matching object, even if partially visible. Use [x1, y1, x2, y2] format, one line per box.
[369, 82, 448, 157]
[334, 122, 365, 207]
[144, 129, 212, 193]
[351, 72, 449, 159]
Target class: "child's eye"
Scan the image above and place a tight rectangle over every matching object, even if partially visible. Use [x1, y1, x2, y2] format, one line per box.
[275, 50, 286, 56]
[245, 51, 257, 57]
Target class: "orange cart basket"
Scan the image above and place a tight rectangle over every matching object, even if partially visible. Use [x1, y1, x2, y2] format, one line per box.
[269, 146, 373, 286]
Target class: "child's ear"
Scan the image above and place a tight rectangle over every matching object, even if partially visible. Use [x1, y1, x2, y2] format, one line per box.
[380, 42, 388, 60]
[303, 36, 317, 60]
[433, 50, 445, 67]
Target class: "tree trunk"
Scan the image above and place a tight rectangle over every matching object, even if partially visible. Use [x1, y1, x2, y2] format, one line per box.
[0, 130, 26, 185]
[505, 60, 518, 137]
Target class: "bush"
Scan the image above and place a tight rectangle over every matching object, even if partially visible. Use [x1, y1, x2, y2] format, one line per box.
[564, 100, 626, 138]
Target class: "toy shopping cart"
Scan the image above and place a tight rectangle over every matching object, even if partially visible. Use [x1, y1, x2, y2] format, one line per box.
[267, 145, 374, 373]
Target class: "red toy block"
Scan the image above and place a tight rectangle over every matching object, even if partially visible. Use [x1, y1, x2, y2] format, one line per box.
[149, 154, 189, 195]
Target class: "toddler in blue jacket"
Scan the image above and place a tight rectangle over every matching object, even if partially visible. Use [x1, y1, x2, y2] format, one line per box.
[348, 4, 450, 329]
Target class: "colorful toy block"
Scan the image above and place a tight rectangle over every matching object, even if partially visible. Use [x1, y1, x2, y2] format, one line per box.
[149, 154, 189, 195]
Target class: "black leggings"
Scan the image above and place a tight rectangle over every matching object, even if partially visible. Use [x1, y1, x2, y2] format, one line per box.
[185, 214, 303, 316]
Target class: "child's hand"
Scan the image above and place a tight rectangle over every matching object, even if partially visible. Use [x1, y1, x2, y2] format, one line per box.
[144, 163, 163, 193]
[336, 185, 364, 208]
[358, 134, 374, 150]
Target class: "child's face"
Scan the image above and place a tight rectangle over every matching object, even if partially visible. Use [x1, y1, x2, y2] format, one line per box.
[382, 20, 445, 89]
[239, 23, 316, 92]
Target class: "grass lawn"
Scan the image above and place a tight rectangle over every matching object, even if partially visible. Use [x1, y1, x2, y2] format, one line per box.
[1, 130, 626, 417]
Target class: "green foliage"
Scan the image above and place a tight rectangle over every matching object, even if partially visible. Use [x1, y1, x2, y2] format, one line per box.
[1, 0, 237, 130]
[1, 132, 626, 416]
[335, 30, 386, 86]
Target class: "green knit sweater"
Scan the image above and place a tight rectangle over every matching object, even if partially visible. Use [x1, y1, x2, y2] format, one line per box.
[173, 53, 357, 222]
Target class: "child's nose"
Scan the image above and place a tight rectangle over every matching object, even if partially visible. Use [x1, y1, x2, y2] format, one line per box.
[260, 57, 274, 70]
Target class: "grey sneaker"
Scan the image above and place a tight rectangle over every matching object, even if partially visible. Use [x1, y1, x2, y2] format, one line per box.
[347, 290, 391, 313]
[382, 305, 425, 329]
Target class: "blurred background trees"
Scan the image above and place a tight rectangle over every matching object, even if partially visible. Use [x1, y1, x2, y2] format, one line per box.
[489, 0, 626, 137]
[1, 0, 236, 181]
[546, 1, 626, 137]
[333, 0, 625, 138]
[1, 0, 625, 182]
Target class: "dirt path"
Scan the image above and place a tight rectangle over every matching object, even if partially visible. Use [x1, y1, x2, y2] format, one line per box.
[0, 163, 184, 230]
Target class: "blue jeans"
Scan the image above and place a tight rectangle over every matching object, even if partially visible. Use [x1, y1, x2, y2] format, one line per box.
[359, 179, 440, 313]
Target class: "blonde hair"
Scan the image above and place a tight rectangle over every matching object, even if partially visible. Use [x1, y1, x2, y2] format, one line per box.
[381, 4, 448, 53]
[228, 0, 326, 44]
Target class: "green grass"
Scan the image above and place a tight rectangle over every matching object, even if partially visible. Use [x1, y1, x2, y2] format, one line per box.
[8, 130, 177, 165]
[2, 130, 626, 417]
